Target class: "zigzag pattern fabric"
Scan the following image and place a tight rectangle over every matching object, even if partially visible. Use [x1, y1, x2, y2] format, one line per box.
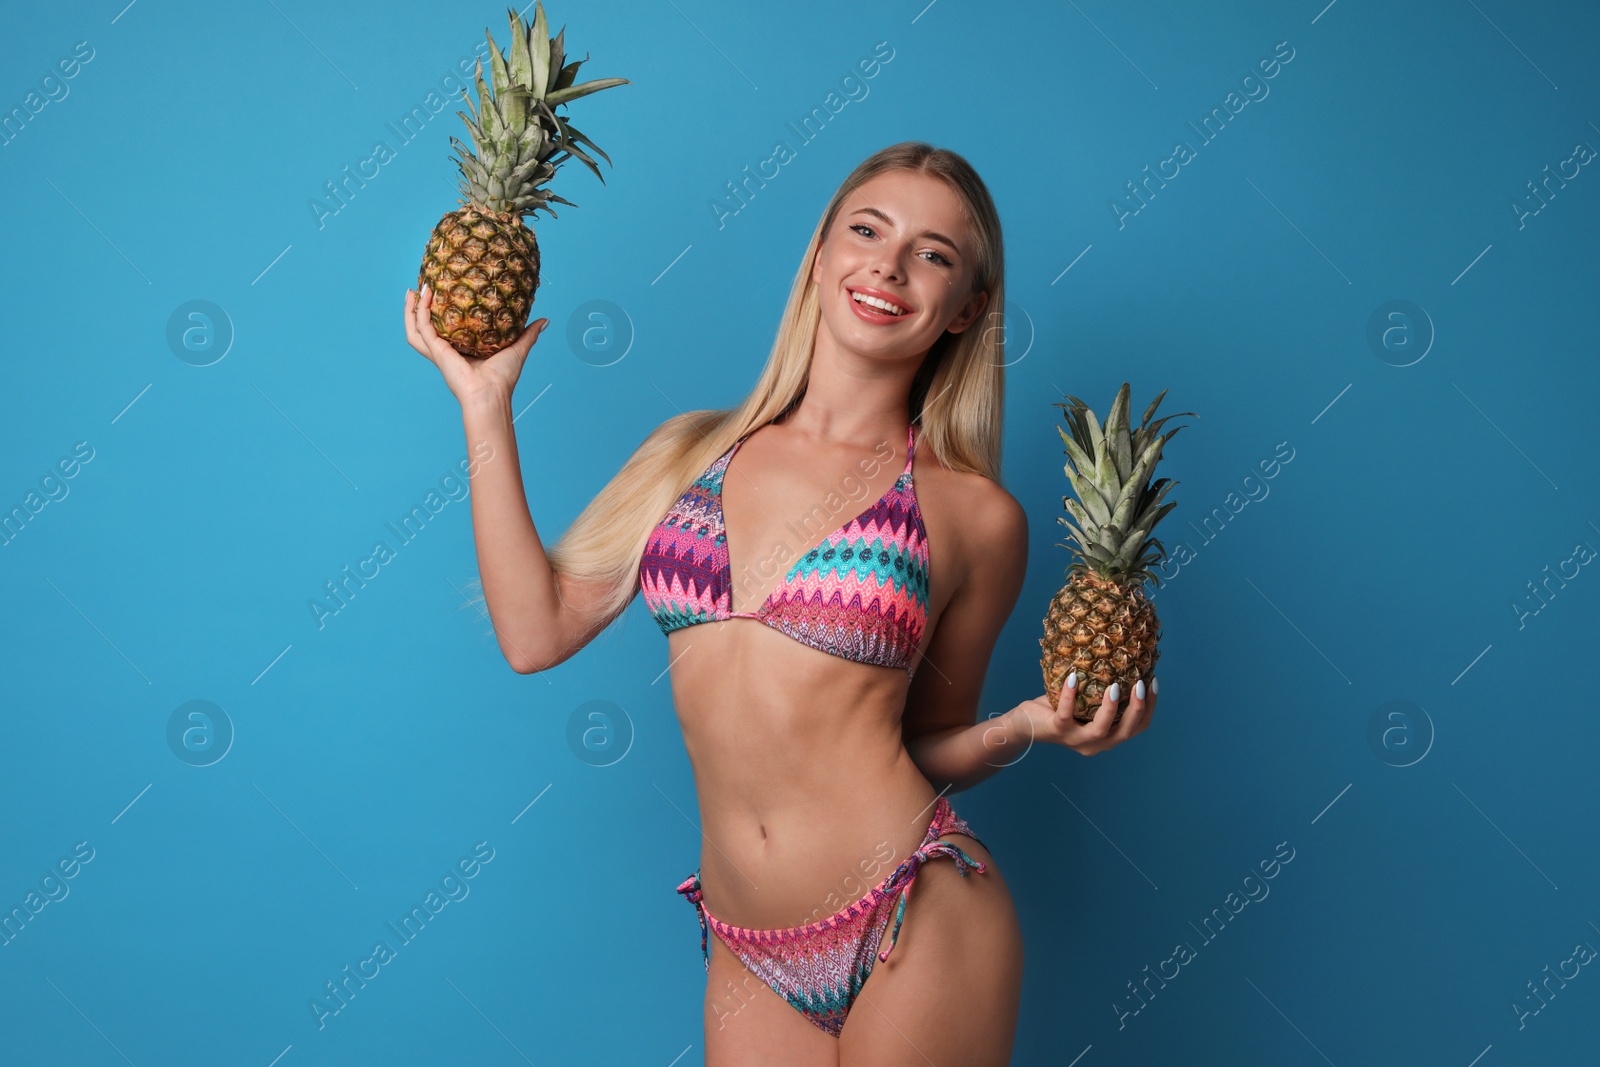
[637, 422, 930, 677]
[675, 796, 988, 1037]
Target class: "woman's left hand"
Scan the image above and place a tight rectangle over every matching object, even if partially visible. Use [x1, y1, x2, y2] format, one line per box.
[1013, 672, 1156, 757]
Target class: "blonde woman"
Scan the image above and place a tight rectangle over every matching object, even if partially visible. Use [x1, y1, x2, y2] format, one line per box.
[403, 141, 1155, 1065]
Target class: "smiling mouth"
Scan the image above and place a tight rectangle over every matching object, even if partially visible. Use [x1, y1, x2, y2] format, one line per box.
[848, 289, 911, 316]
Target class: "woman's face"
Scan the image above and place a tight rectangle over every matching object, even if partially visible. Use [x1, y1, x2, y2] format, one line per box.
[811, 169, 989, 363]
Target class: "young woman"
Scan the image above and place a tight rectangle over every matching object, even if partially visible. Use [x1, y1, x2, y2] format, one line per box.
[403, 141, 1155, 1066]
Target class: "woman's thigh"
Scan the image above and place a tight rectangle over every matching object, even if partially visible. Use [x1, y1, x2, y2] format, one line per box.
[837, 833, 1023, 1067]
[703, 928, 839, 1067]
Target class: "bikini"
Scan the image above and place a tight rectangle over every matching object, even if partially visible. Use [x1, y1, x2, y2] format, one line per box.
[637, 420, 992, 1037]
[638, 421, 931, 677]
[676, 797, 986, 1037]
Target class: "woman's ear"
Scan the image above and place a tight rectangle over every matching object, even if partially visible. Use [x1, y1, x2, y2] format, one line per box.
[947, 289, 990, 334]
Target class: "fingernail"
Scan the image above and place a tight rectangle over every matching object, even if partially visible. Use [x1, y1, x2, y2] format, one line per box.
[1135, 679, 1146, 700]
[1107, 682, 1121, 702]
[421, 282, 431, 296]
[1066, 671, 1077, 690]
[1151, 676, 1159, 695]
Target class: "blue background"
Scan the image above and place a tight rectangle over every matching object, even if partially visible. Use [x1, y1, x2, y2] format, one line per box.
[3, 0, 1597, 1063]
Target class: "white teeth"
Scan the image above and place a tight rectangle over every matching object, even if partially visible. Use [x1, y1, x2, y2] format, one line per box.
[851, 291, 907, 315]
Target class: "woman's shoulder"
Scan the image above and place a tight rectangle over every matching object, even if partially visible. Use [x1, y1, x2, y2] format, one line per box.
[915, 445, 1021, 514]
[915, 461, 1027, 614]
[915, 459, 1027, 552]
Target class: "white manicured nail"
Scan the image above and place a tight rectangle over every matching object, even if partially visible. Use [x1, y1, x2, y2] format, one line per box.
[1135, 679, 1146, 700]
[1151, 676, 1159, 695]
[1066, 671, 1077, 690]
[1107, 682, 1121, 702]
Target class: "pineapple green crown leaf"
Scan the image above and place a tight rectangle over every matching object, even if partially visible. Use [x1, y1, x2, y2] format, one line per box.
[1050, 382, 1195, 584]
[449, 1, 630, 218]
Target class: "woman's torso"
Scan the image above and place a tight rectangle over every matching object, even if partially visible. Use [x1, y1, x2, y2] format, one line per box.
[640, 417, 976, 926]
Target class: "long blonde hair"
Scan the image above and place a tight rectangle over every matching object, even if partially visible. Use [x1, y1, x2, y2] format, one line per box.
[473, 141, 1008, 634]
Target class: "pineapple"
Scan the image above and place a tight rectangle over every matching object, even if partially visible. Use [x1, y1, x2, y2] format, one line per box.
[1040, 383, 1193, 724]
[417, 3, 628, 358]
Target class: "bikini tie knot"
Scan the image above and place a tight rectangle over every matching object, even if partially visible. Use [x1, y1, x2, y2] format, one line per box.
[876, 839, 988, 964]
[676, 873, 711, 971]
[675, 874, 704, 905]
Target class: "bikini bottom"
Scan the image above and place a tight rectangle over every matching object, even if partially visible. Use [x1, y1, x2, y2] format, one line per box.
[675, 795, 988, 1038]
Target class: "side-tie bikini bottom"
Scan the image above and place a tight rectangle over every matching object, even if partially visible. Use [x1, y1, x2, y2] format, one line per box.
[675, 795, 988, 1038]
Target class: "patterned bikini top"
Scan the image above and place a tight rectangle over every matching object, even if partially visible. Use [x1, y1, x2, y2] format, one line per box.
[637, 423, 930, 677]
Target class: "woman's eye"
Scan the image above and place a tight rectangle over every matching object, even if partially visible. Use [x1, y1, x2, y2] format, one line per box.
[851, 224, 952, 267]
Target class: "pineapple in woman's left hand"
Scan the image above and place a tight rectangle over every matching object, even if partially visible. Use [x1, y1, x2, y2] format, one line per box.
[1039, 383, 1194, 725]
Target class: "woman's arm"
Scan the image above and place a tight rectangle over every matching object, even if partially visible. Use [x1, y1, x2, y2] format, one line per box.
[902, 480, 1155, 789]
[907, 707, 1026, 794]
[908, 671, 1144, 789]
[405, 286, 613, 674]
[902, 481, 1030, 792]
[459, 390, 566, 672]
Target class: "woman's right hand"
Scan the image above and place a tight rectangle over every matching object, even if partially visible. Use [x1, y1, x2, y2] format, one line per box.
[404, 284, 549, 406]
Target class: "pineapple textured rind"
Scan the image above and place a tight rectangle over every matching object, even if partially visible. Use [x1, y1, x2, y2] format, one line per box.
[1041, 572, 1162, 725]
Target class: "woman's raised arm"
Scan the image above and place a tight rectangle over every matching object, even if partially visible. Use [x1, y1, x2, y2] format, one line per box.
[405, 285, 616, 673]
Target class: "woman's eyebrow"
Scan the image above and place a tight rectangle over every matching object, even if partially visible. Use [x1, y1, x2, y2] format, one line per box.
[849, 206, 961, 254]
